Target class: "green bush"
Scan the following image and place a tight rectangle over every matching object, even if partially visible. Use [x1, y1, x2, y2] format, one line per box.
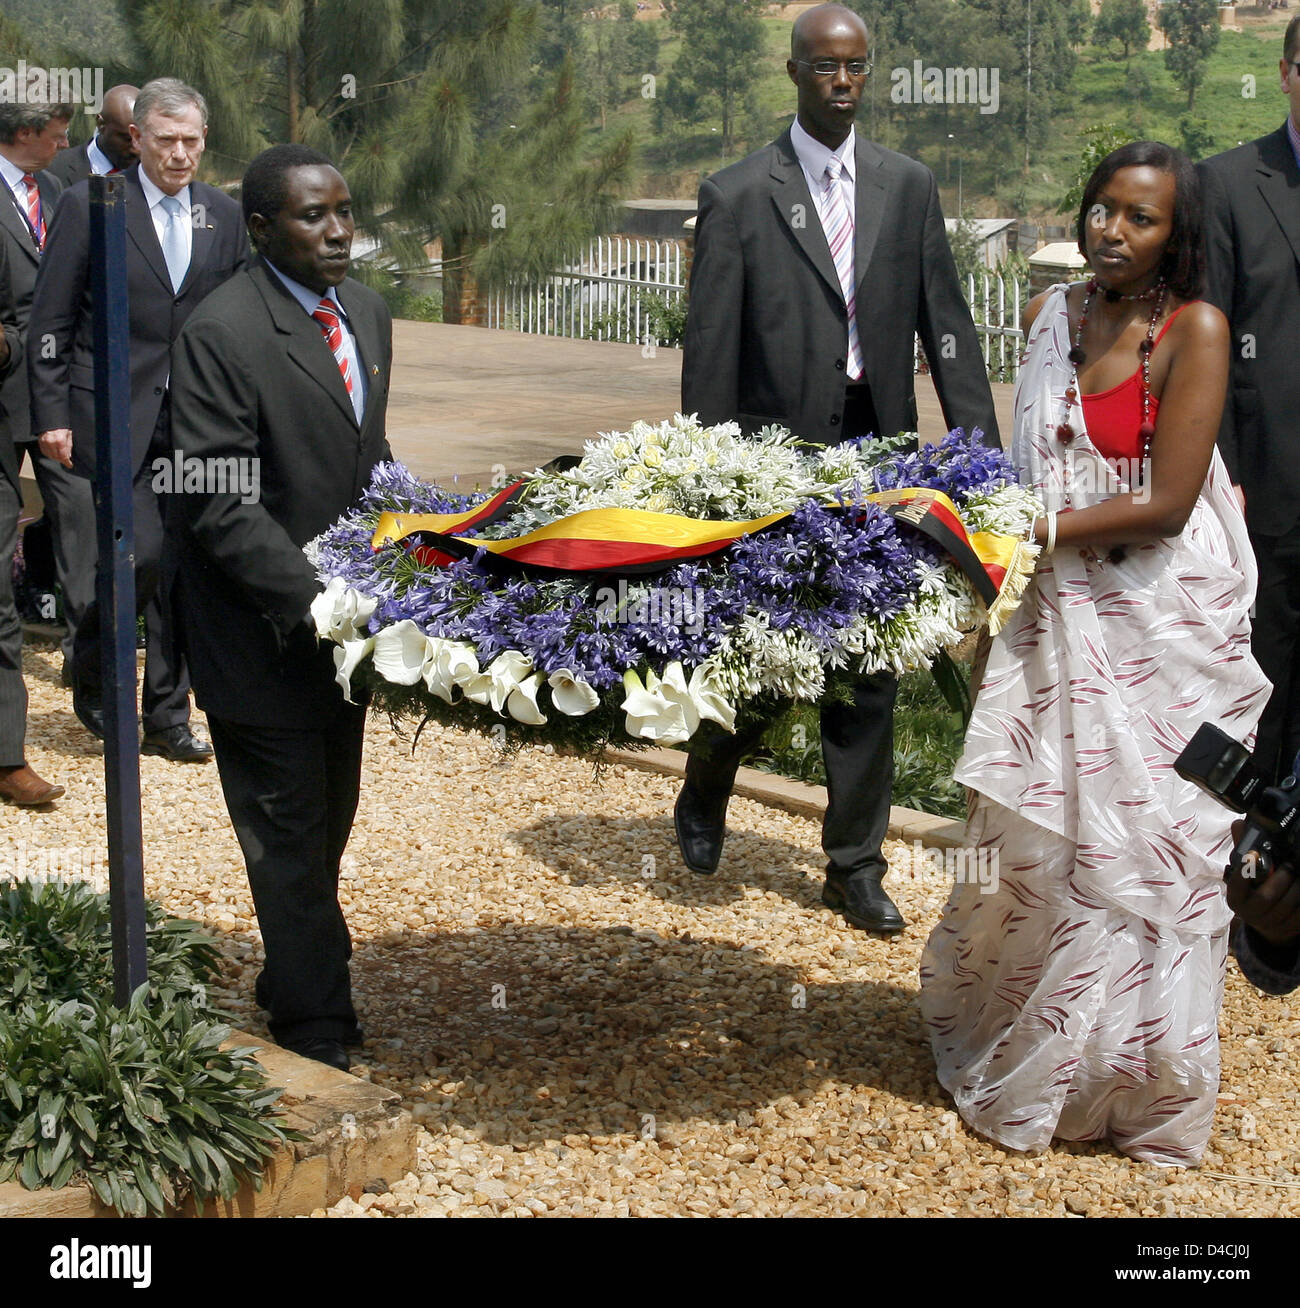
[753, 667, 968, 821]
[0, 991, 295, 1216]
[0, 877, 221, 1009]
[0, 879, 297, 1216]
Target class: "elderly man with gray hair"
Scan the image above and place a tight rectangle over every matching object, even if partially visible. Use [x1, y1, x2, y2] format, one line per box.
[29, 78, 249, 762]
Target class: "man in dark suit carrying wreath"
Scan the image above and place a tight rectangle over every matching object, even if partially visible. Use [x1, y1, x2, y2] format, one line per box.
[169, 145, 393, 1071]
[674, 4, 999, 933]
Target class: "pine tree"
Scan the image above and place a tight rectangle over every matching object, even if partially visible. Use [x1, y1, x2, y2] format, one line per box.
[98, 1, 632, 322]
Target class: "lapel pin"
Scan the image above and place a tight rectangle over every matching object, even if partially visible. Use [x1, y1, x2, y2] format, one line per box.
[371, 364, 379, 376]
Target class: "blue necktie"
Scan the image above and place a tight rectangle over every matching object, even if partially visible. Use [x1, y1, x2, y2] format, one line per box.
[160, 194, 188, 292]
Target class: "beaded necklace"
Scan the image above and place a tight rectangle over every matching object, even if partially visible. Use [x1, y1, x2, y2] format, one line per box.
[1055, 276, 1167, 485]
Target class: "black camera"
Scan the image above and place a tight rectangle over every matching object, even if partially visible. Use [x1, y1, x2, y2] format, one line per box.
[1174, 723, 1300, 879]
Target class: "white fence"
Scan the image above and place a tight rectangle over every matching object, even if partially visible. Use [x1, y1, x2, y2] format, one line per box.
[485, 236, 686, 346]
[487, 240, 1026, 382]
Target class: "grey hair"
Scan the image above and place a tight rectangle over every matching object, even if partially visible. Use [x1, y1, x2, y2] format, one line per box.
[133, 78, 209, 129]
[0, 102, 75, 145]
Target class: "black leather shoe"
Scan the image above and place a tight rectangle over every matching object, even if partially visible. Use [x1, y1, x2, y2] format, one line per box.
[282, 1036, 351, 1072]
[256, 973, 365, 1046]
[141, 724, 213, 762]
[674, 781, 730, 874]
[72, 685, 105, 740]
[822, 873, 906, 933]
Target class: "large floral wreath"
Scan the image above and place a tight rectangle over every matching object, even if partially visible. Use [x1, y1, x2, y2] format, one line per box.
[307, 415, 1040, 755]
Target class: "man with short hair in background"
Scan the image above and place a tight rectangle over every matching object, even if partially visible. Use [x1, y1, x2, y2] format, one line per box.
[47, 84, 140, 186]
[29, 77, 249, 762]
[0, 100, 69, 805]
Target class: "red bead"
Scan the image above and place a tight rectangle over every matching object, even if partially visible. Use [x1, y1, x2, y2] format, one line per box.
[1138, 421, 1156, 445]
[1065, 387, 1077, 402]
[1056, 423, 1074, 443]
[1138, 338, 1153, 354]
[1067, 346, 1086, 366]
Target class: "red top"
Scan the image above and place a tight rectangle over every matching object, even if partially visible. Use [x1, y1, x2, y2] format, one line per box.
[1080, 303, 1194, 461]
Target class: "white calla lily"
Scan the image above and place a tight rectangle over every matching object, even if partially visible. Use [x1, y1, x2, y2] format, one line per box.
[621, 666, 696, 744]
[464, 651, 544, 722]
[548, 668, 600, 717]
[333, 636, 374, 704]
[686, 664, 736, 732]
[371, 620, 432, 685]
[506, 673, 547, 725]
[423, 638, 479, 704]
[311, 577, 377, 643]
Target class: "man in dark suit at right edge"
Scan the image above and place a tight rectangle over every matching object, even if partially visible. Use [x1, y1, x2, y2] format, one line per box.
[1200, 17, 1300, 994]
[674, 4, 998, 933]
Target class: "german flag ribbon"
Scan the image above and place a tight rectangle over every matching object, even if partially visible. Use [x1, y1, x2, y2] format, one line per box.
[370, 484, 1035, 628]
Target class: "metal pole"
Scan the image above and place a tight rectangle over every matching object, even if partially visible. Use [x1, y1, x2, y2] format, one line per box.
[88, 175, 147, 1006]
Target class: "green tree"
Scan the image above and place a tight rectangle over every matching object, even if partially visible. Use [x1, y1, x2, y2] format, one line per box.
[1092, 0, 1150, 62]
[1159, 0, 1220, 112]
[961, 0, 1081, 175]
[657, 0, 765, 158]
[108, 2, 633, 323]
[1057, 121, 1135, 215]
[1177, 113, 1216, 160]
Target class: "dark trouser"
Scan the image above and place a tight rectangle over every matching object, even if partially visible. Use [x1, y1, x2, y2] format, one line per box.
[1249, 523, 1300, 783]
[207, 702, 367, 1044]
[685, 377, 897, 877]
[0, 476, 26, 767]
[74, 424, 191, 733]
[19, 441, 96, 669]
[686, 672, 898, 878]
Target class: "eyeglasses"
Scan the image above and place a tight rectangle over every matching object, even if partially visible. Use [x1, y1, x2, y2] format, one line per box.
[794, 59, 872, 79]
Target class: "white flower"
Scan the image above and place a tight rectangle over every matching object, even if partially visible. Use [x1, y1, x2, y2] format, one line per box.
[423, 639, 479, 705]
[622, 667, 695, 744]
[548, 668, 600, 717]
[371, 620, 431, 685]
[466, 651, 547, 724]
[620, 661, 735, 744]
[506, 673, 547, 725]
[311, 577, 377, 643]
[687, 664, 736, 732]
[333, 636, 374, 703]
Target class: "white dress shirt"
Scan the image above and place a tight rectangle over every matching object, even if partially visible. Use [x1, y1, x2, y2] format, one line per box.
[790, 117, 856, 250]
[0, 151, 42, 245]
[137, 168, 193, 273]
[86, 136, 117, 176]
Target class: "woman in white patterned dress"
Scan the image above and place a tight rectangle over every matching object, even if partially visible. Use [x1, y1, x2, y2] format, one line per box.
[919, 142, 1271, 1166]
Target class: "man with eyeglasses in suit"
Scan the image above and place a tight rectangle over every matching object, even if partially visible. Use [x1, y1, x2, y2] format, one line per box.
[674, 3, 998, 933]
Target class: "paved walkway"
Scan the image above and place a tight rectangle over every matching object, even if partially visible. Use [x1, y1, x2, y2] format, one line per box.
[19, 324, 1015, 512]
[387, 322, 1016, 490]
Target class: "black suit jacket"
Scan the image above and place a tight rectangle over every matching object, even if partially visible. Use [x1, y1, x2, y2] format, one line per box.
[26, 163, 249, 476]
[0, 166, 61, 448]
[1199, 125, 1300, 536]
[0, 239, 24, 493]
[169, 259, 393, 728]
[46, 142, 94, 189]
[682, 127, 999, 448]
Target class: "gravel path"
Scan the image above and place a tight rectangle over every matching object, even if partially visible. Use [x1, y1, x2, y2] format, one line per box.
[10, 640, 1300, 1217]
